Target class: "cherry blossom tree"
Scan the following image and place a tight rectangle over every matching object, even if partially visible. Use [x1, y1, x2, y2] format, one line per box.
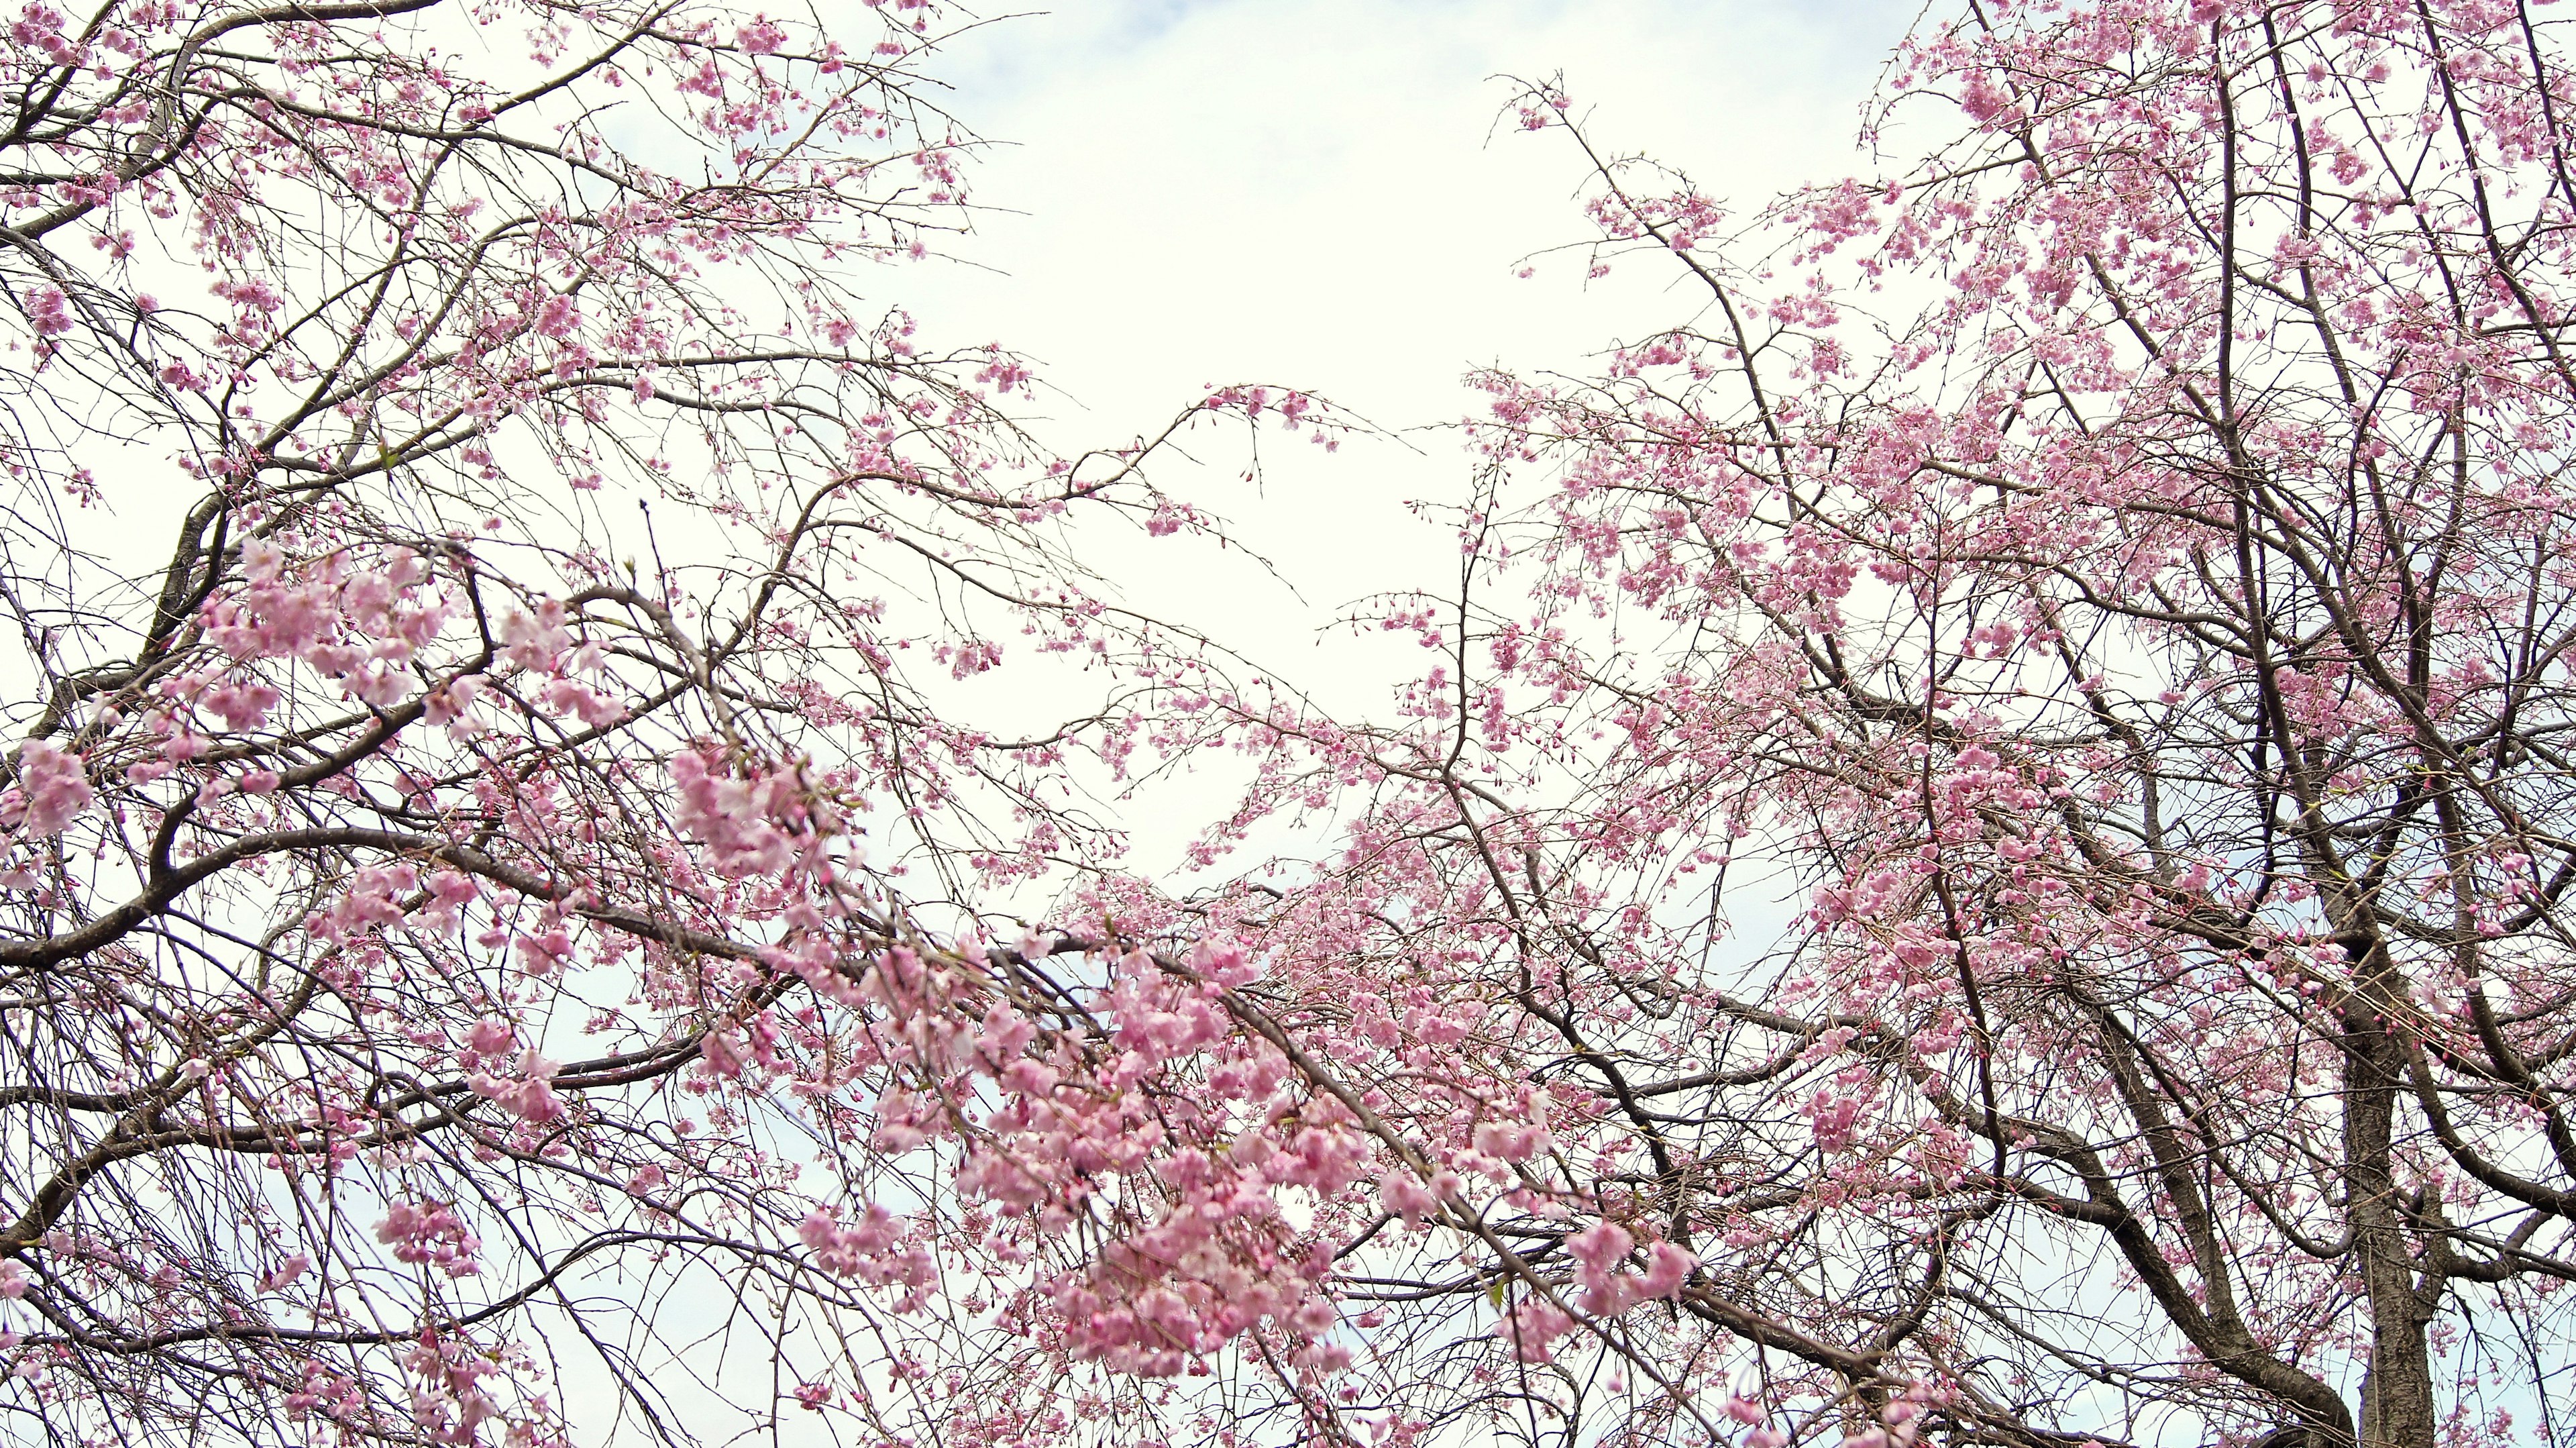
[1253, 3, 2576, 1445]
[10, 1, 2576, 1447]
[0, 0, 1344, 1441]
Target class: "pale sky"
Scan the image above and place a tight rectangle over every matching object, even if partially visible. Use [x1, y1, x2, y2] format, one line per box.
[880, 0, 1924, 727]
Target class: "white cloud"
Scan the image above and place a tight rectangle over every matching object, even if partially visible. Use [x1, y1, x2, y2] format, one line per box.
[861, 0, 1920, 870]
[886, 0, 1919, 620]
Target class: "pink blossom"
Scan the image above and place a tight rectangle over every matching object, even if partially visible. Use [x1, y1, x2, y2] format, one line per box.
[374, 1200, 478, 1277]
[1377, 1169, 1442, 1227]
[256, 1255, 309, 1293]
[7, 739, 91, 837]
[467, 1049, 561, 1123]
[24, 286, 70, 337]
[1497, 1296, 1574, 1363]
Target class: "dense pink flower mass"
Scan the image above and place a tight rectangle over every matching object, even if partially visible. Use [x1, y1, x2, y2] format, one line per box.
[3, 0, 2576, 1446]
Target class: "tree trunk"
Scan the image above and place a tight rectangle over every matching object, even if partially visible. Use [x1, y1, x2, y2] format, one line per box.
[2346, 941, 2438, 1448]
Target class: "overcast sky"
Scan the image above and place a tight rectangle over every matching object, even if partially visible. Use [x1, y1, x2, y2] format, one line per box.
[884, 0, 1918, 639]
[861, 0, 1923, 871]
